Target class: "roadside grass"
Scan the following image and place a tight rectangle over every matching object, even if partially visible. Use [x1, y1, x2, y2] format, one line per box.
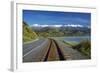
[23, 36, 45, 44]
[63, 40, 91, 58]
[23, 38, 39, 44]
[62, 40, 78, 47]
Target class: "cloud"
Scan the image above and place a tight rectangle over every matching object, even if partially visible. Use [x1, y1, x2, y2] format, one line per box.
[31, 24, 85, 28]
[67, 24, 83, 27]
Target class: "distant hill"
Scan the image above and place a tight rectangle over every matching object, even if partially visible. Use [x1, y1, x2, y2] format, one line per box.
[31, 26, 90, 37]
[23, 22, 38, 42]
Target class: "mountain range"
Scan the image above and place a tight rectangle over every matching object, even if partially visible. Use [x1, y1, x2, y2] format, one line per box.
[31, 24, 90, 37]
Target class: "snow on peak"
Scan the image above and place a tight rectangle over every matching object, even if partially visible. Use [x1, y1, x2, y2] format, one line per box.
[31, 24, 85, 28]
[64, 24, 83, 27]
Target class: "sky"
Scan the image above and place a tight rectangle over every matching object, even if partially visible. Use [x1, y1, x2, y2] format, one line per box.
[23, 10, 91, 27]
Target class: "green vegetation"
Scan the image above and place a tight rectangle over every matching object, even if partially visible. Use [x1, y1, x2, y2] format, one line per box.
[33, 27, 90, 37]
[23, 22, 38, 42]
[63, 40, 91, 58]
[72, 40, 91, 58]
[35, 28, 64, 37]
[62, 40, 78, 47]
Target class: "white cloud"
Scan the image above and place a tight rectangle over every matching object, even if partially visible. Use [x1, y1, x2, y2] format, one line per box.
[64, 24, 83, 27]
[33, 24, 38, 27]
[41, 24, 49, 27]
[31, 24, 84, 28]
[51, 25, 62, 27]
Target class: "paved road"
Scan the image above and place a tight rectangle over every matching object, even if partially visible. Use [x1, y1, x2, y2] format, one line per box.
[55, 39, 89, 60]
[23, 39, 49, 62]
[23, 39, 46, 56]
[23, 38, 89, 62]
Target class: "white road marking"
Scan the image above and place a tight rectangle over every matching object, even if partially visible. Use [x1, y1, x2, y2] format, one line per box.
[23, 40, 48, 57]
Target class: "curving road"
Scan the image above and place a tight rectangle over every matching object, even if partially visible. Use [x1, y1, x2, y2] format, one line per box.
[23, 38, 89, 62]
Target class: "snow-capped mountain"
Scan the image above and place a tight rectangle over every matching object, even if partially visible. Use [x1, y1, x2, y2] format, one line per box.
[30, 24, 89, 28]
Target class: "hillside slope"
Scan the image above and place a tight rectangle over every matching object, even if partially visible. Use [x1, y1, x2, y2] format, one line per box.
[23, 22, 38, 42]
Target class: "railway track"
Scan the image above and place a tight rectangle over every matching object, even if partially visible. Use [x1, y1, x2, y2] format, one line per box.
[43, 39, 66, 61]
[23, 38, 88, 62]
